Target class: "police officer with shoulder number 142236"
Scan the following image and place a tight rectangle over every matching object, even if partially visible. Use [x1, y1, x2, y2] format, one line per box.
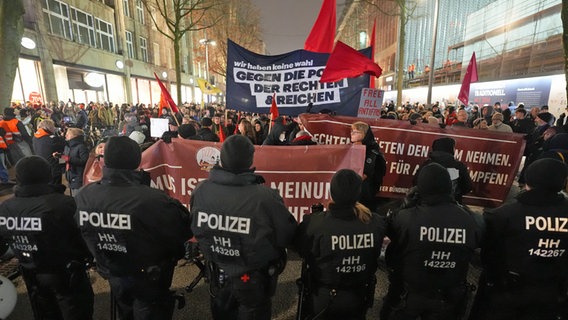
[295, 169, 386, 320]
[75, 136, 192, 320]
[383, 163, 482, 320]
[469, 158, 568, 320]
[190, 135, 297, 320]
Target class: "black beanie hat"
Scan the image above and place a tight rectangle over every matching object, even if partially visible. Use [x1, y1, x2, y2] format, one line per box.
[178, 124, 196, 139]
[537, 112, 553, 124]
[331, 169, 362, 206]
[3, 108, 15, 118]
[220, 135, 255, 171]
[525, 158, 568, 192]
[16, 156, 52, 185]
[432, 137, 455, 155]
[104, 136, 141, 170]
[201, 117, 213, 127]
[417, 163, 452, 196]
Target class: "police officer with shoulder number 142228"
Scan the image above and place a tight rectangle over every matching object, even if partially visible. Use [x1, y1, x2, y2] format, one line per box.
[75, 136, 192, 320]
[295, 169, 386, 320]
[190, 135, 297, 320]
[383, 163, 482, 320]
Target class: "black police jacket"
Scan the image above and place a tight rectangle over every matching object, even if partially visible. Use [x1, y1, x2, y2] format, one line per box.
[295, 204, 386, 288]
[190, 166, 297, 277]
[75, 168, 192, 278]
[0, 184, 91, 272]
[482, 190, 568, 285]
[386, 196, 482, 291]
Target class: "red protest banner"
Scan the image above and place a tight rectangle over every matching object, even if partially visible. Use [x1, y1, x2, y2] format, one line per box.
[139, 140, 365, 222]
[300, 113, 526, 207]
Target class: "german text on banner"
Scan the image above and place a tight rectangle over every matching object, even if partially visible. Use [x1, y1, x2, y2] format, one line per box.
[139, 140, 365, 222]
[226, 39, 371, 116]
[300, 113, 526, 208]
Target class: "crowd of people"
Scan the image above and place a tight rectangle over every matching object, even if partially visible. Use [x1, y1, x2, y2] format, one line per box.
[0, 96, 566, 320]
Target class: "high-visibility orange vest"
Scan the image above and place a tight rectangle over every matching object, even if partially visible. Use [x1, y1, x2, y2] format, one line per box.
[0, 119, 20, 145]
[0, 136, 7, 150]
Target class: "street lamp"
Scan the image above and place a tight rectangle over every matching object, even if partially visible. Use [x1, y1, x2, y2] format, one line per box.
[199, 38, 216, 83]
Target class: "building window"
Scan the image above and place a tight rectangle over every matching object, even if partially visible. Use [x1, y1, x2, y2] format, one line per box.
[123, 0, 130, 17]
[153, 42, 160, 65]
[96, 18, 115, 53]
[41, 0, 72, 40]
[140, 36, 148, 62]
[71, 7, 96, 46]
[125, 31, 135, 59]
[136, 0, 144, 24]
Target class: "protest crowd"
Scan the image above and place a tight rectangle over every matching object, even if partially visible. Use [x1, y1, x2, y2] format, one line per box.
[0, 95, 566, 320]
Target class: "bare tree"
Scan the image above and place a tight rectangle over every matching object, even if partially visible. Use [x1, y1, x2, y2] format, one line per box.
[0, 0, 25, 113]
[357, 0, 418, 107]
[206, 0, 263, 79]
[141, 0, 223, 106]
[562, 1, 568, 105]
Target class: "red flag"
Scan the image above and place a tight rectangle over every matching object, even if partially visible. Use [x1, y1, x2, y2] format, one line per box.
[319, 41, 382, 83]
[270, 93, 279, 120]
[234, 113, 241, 135]
[154, 73, 179, 113]
[158, 92, 168, 116]
[369, 19, 377, 88]
[218, 125, 226, 142]
[304, 0, 336, 53]
[458, 52, 478, 105]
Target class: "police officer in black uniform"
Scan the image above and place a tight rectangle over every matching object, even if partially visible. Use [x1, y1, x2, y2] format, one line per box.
[190, 134, 297, 320]
[0, 156, 94, 319]
[383, 163, 482, 320]
[295, 169, 386, 320]
[75, 136, 192, 320]
[469, 158, 568, 320]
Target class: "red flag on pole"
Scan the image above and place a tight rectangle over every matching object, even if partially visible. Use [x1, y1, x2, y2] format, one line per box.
[304, 0, 336, 53]
[153, 73, 179, 113]
[270, 93, 279, 120]
[319, 41, 382, 83]
[369, 19, 377, 88]
[218, 125, 226, 142]
[458, 52, 478, 106]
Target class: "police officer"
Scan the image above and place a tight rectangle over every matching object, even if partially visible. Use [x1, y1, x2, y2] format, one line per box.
[190, 134, 297, 320]
[294, 169, 386, 320]
[469, 158, 568, 320]
[383, 163, 482, 320]
[0, 156, 94, 319]
[75, 136, 191, 320]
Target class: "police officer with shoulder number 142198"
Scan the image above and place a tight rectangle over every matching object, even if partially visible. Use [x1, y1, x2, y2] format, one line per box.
[190, 135, 297, 320]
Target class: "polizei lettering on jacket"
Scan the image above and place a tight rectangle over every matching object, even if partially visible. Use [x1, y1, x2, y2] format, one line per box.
[78, 211, 131, 230]
[419, 227, 466, 244]
[331, 233, 374, 250]
[196, 211, 251, 234]
[0, 217, 42, 231]
[525, 216, 568, 232]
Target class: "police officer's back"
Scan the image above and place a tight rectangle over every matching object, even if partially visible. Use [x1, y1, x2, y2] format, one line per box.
[75, 136, 192, 320]
[0, 156, 94, 319]
[295, 169, 386, 320]
[384, 163, 481, 320]
[469, 158, 568, 320]
[190, 134, 297, 320]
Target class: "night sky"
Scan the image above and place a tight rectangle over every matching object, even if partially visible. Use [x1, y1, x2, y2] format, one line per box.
[251, 0, 345, 55]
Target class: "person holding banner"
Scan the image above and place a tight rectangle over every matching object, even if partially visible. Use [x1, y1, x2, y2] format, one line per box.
[350, 121, 386, 211]
[190, 135, 297, 320]
[294, 169, 385, 320]
[469, 158, 568, 320]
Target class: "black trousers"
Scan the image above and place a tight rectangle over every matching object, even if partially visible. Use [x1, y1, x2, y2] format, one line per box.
[469, 280, 567, 320]
[388, 286, 467, 320]
[22, 267, 94, 320]
[308, 287, 367, 320]
[210, 269, 277, 320]
[108, 264, 176, 320]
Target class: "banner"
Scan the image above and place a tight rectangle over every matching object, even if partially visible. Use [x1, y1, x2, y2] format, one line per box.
[139, 140, 365, 222]
[357, 88, 384, 118]
[300, 113, 526, 207]
[226, 39, 371, 116]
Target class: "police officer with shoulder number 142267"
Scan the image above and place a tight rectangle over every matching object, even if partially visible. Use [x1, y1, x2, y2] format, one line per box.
[75, 136, 192, 320]
[295, 169, 386, 320]
[469, 158, 568, 320]
[191, 134, 297, 320]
